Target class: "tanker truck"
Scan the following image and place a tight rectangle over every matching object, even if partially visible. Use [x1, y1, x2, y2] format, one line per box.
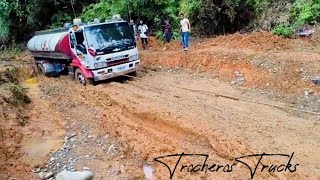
[27, 17, 140, 85]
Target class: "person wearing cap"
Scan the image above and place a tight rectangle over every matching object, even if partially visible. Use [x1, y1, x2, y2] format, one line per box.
[72, 24, 86, 54]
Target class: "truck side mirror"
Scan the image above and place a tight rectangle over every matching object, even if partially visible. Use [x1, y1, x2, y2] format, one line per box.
[88, 47, 96, 56]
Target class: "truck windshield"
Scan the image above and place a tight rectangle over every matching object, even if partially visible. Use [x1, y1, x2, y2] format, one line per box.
[85, 22, 136, 54]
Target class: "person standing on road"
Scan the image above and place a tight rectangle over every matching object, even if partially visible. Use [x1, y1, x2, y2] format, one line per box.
[163, 20, 173, 43]
[138, 20, 149, 50]
[129, 19, 137, 35]
[129, 19, 138, 42]
[179, 13, 191, 51]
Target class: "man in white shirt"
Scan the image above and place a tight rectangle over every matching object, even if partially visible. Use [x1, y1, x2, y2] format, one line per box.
[138, 20, 149, 50]
[179, 13, 191, 51]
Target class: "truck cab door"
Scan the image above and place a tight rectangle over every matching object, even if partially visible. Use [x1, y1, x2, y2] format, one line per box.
[70, 29, 87, 55]
[69, 29, 93, 69]
[69, 31, 78, 57]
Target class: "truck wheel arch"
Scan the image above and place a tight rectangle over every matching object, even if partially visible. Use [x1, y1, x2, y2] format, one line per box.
[75, 68, 94, 86]
[70, 60, 94, 79]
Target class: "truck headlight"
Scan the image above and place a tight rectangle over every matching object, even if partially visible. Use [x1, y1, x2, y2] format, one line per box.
[94, 62, 107, 68]
[130, 54, 139, 61]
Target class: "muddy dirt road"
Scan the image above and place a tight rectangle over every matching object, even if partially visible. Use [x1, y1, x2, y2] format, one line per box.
[1, 32, 320, 179]
[16, 70, 319, 179]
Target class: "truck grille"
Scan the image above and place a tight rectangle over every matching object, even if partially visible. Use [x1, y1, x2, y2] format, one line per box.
[107, 58, 129, 67]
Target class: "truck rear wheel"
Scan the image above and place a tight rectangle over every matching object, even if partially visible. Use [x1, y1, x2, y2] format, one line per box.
[75, 68, 94, 86]
[37, 63, 45, 75]
[36, 62, 60, 77]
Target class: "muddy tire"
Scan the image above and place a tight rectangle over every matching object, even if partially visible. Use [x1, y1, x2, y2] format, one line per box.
[75, 68, 94, 86]
[37, 63, 45, 76]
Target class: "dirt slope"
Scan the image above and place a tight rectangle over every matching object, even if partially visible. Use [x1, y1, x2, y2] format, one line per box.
[0, 65, 34, 179]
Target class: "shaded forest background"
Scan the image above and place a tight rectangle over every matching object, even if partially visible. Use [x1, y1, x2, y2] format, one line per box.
[1, 0, 320, 45]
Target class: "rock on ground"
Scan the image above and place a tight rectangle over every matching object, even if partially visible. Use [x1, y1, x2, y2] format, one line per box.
[38, 172, 54, 180]
[55, 171, 94, 180]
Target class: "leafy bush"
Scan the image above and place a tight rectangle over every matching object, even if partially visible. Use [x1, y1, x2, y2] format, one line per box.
[0, 0, 10, 39]
[50, 13, 72, 28]
[82, 0, 128, 22]
[7, 66, 18, 82]
[179, 0, 201, 20]
[172, 31, 181, 40]
[9, 83, 31, 104]
[82, 0, 182, 37]
[4, 0, 320, 42]
[246, 0, 270, 14]
[272, 24, 294, 38]
[5, 66, 31, 105]
[155, 30, 164, 40]
[0, 43, 24, 59]
[291, 0, 320, 26]
[192, 0, 255, 36]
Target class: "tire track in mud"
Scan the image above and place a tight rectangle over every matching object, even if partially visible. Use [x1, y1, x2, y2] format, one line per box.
[81, 86, 286, 179]
[77, 87, 245, 179]
[77, 79, 310, 179]
[91, 83, 228, 155]
[80, 88, 214, 152]
[37, 75, 313, 179]
[80, 85, 283, 179]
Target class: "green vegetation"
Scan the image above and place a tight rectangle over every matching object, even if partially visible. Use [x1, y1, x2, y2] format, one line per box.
[0, 66, 31, 126]
[0, 0, 9, 39]
[0, 43, 24, 60]
[1, 43, 24, 54]
[271, 0, 320, 37]
[1, 0, 320, 41]
[246, 0, 271, 14]
[0, 66, 31, 105]
[50, 13, 73, 28]
[272, 25, 294, 38]
[9, 83, 31, 104]
[82, 0, 128, 22]
[6, 66, 18, 83]
[291, 0, 320, 26]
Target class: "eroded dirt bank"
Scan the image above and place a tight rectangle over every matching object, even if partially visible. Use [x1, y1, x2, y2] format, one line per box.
[0, 60, 34, 179]
[1, 32, 320, 179]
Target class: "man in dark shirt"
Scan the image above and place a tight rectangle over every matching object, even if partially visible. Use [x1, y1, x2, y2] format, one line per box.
[163, 20, 173, 43]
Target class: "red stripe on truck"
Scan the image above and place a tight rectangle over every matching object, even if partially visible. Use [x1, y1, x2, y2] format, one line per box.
[71, 58, 94, 79]
[55, 34, 72, 56]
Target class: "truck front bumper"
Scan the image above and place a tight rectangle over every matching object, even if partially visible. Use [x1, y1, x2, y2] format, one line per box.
[92, 60, 140, 81]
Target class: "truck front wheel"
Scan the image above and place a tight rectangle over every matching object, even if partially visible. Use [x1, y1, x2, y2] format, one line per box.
[75, 68, 94, 86]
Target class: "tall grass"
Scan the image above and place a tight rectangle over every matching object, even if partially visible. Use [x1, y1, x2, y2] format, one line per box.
[0, 43, 25, 60]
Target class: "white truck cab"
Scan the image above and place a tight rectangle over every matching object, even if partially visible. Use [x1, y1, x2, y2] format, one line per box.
[69, 18, 140, 84]
[27, 16, 140, 86]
